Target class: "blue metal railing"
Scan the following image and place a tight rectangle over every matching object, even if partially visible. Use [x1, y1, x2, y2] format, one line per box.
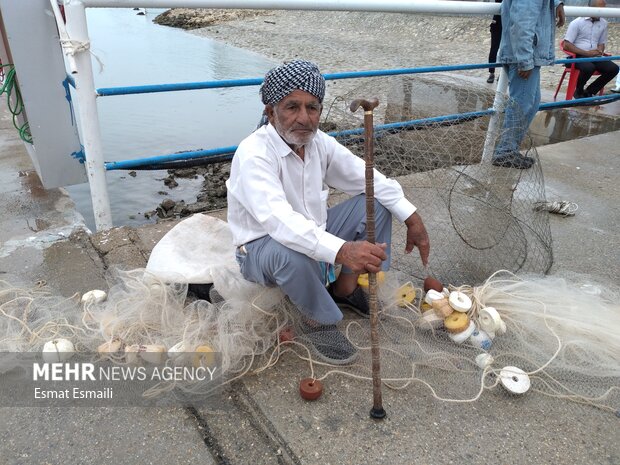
[95, 56, 620, 97]
[96, 56, 620, 171]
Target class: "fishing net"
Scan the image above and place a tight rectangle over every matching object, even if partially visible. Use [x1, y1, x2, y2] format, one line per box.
[1, 266, 618, 413]
[1, 74, 615, 413]
[322, 73, 552, 285]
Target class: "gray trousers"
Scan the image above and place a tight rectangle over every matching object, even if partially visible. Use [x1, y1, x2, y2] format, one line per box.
[235, 195, 393, 324]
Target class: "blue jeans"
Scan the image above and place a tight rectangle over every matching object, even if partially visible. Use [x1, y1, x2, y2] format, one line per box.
[235, 195, 393, 324]
[495, 64, 541, 157]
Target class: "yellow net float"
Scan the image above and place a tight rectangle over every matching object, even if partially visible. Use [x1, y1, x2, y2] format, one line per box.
[357, 271, 386, 289]
[420, 302, 433, 313]
[193, 345, 216, 368]
[395, 283, 416, 307]
[444, 311, 470, 333]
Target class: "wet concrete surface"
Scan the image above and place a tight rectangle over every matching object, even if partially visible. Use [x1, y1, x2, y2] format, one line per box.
[0, 102, 619, 464]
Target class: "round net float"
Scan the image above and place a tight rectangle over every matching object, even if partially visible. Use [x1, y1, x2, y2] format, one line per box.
[42, 338, 75, 363]
[432, 298, 454, 318]
[478, 306, 502, 334]
[423, 276, 444, 293]
[417, 311, 444, 330]
[81, 289, 107, 304]
[97, 338, 123, 354]
[499, 366, 531, 394]
[357, 271, 386, 289]
[448, 320, 476, 343]
[168, 341, 186, 358]
[424, 289, 445, 306]
[139, 344, 167, 364]
[125, 344, 146, 364]
[475, 353, 494, 369]
[395, 283, 416, 307]
[193, 344, 216, 367]
[469, 328, 493, 350]
[299, 378, 323, 401]
[278, 326, 295, 343]
[448, 291, 472, 313]
[444, 311, 470, 334]
[420, 302, 433, 313]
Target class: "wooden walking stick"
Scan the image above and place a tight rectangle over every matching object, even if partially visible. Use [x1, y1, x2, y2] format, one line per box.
[350, 97, 386, 420]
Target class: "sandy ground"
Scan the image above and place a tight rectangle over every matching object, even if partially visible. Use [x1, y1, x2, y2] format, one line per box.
[182, 9, 618, 92]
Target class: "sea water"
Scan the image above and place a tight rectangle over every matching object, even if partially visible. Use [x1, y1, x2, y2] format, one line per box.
[65, 8, 275, 230]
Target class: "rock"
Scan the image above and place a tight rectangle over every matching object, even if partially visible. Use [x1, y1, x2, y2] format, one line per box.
[160, 199, 176, 211]
[163, 177, 178, 188]
[153, 8, 268, 30]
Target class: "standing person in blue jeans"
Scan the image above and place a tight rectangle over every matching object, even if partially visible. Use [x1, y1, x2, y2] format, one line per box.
[493, 0, 565, 169]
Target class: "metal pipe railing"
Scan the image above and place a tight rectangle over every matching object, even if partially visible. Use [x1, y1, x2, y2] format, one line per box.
[103, 90, 620, 171]
[95, 56, 620, 97]
[78, 0, 620, 19]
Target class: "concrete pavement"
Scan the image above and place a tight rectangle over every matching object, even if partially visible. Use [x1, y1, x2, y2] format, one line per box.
[0, 102, 618, 464]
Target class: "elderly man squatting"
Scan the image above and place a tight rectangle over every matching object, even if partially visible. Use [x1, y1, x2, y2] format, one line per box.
[226, 60, 429, 365]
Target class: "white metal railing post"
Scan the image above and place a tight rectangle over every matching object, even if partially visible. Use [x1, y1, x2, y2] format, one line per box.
[481, 66, 508, 163]
[64, 1, 113, 230]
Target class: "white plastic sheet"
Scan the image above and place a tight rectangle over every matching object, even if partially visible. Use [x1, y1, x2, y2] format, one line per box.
[146, 214, 236, 284]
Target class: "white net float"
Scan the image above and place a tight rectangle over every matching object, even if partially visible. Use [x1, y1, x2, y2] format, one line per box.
[475, 353, 494, 369]
[448, 291, 472, 313]
[42, 338, 75, 363]
[478, 306, 502, 334]
[81, 289, 107, 304]
[448, 320, 476, 344]
[499, 366, 531, 395]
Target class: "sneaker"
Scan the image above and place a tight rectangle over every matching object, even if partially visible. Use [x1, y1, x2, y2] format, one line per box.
[492, 152, 535, 169]
[298, 322, 358, 365]
[610, 87, 620, 94]
[330, 286, 370, 318]
[486, 73, 495, 84]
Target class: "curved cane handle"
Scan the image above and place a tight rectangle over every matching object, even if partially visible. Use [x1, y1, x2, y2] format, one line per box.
[350, 98, 379, 113]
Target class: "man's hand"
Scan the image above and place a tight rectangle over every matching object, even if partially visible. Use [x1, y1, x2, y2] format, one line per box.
[556, 4, 565, 28]
[335, 241, 387, 274]
[587, 49, 603, 57]
[404, 212, 430, 266]
[518, 69, 533, 79]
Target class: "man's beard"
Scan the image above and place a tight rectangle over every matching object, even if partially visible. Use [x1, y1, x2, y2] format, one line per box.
[273, 118, 317, 148]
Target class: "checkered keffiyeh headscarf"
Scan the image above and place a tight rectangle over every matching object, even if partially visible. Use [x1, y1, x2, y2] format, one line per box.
[260, 60, 326, 105]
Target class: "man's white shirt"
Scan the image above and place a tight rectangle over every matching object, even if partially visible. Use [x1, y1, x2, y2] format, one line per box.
[226, 124, 416, 264]
[564, 17, 608, 51]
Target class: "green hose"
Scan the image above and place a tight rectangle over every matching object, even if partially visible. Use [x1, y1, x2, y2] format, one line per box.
[0, 63, 32, 144]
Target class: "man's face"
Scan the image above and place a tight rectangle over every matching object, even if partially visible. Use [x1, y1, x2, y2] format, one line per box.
[591, 0, 605, 20]
[266, 90, 322, 148]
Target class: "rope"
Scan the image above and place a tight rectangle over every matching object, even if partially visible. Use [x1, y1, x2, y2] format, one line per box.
[0, 64, 32, 144]
[534, 200, 578, 216]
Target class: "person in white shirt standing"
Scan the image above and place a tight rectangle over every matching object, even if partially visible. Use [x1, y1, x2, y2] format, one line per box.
[563, 0, 619, 99]
[226, 60, 429, 365]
